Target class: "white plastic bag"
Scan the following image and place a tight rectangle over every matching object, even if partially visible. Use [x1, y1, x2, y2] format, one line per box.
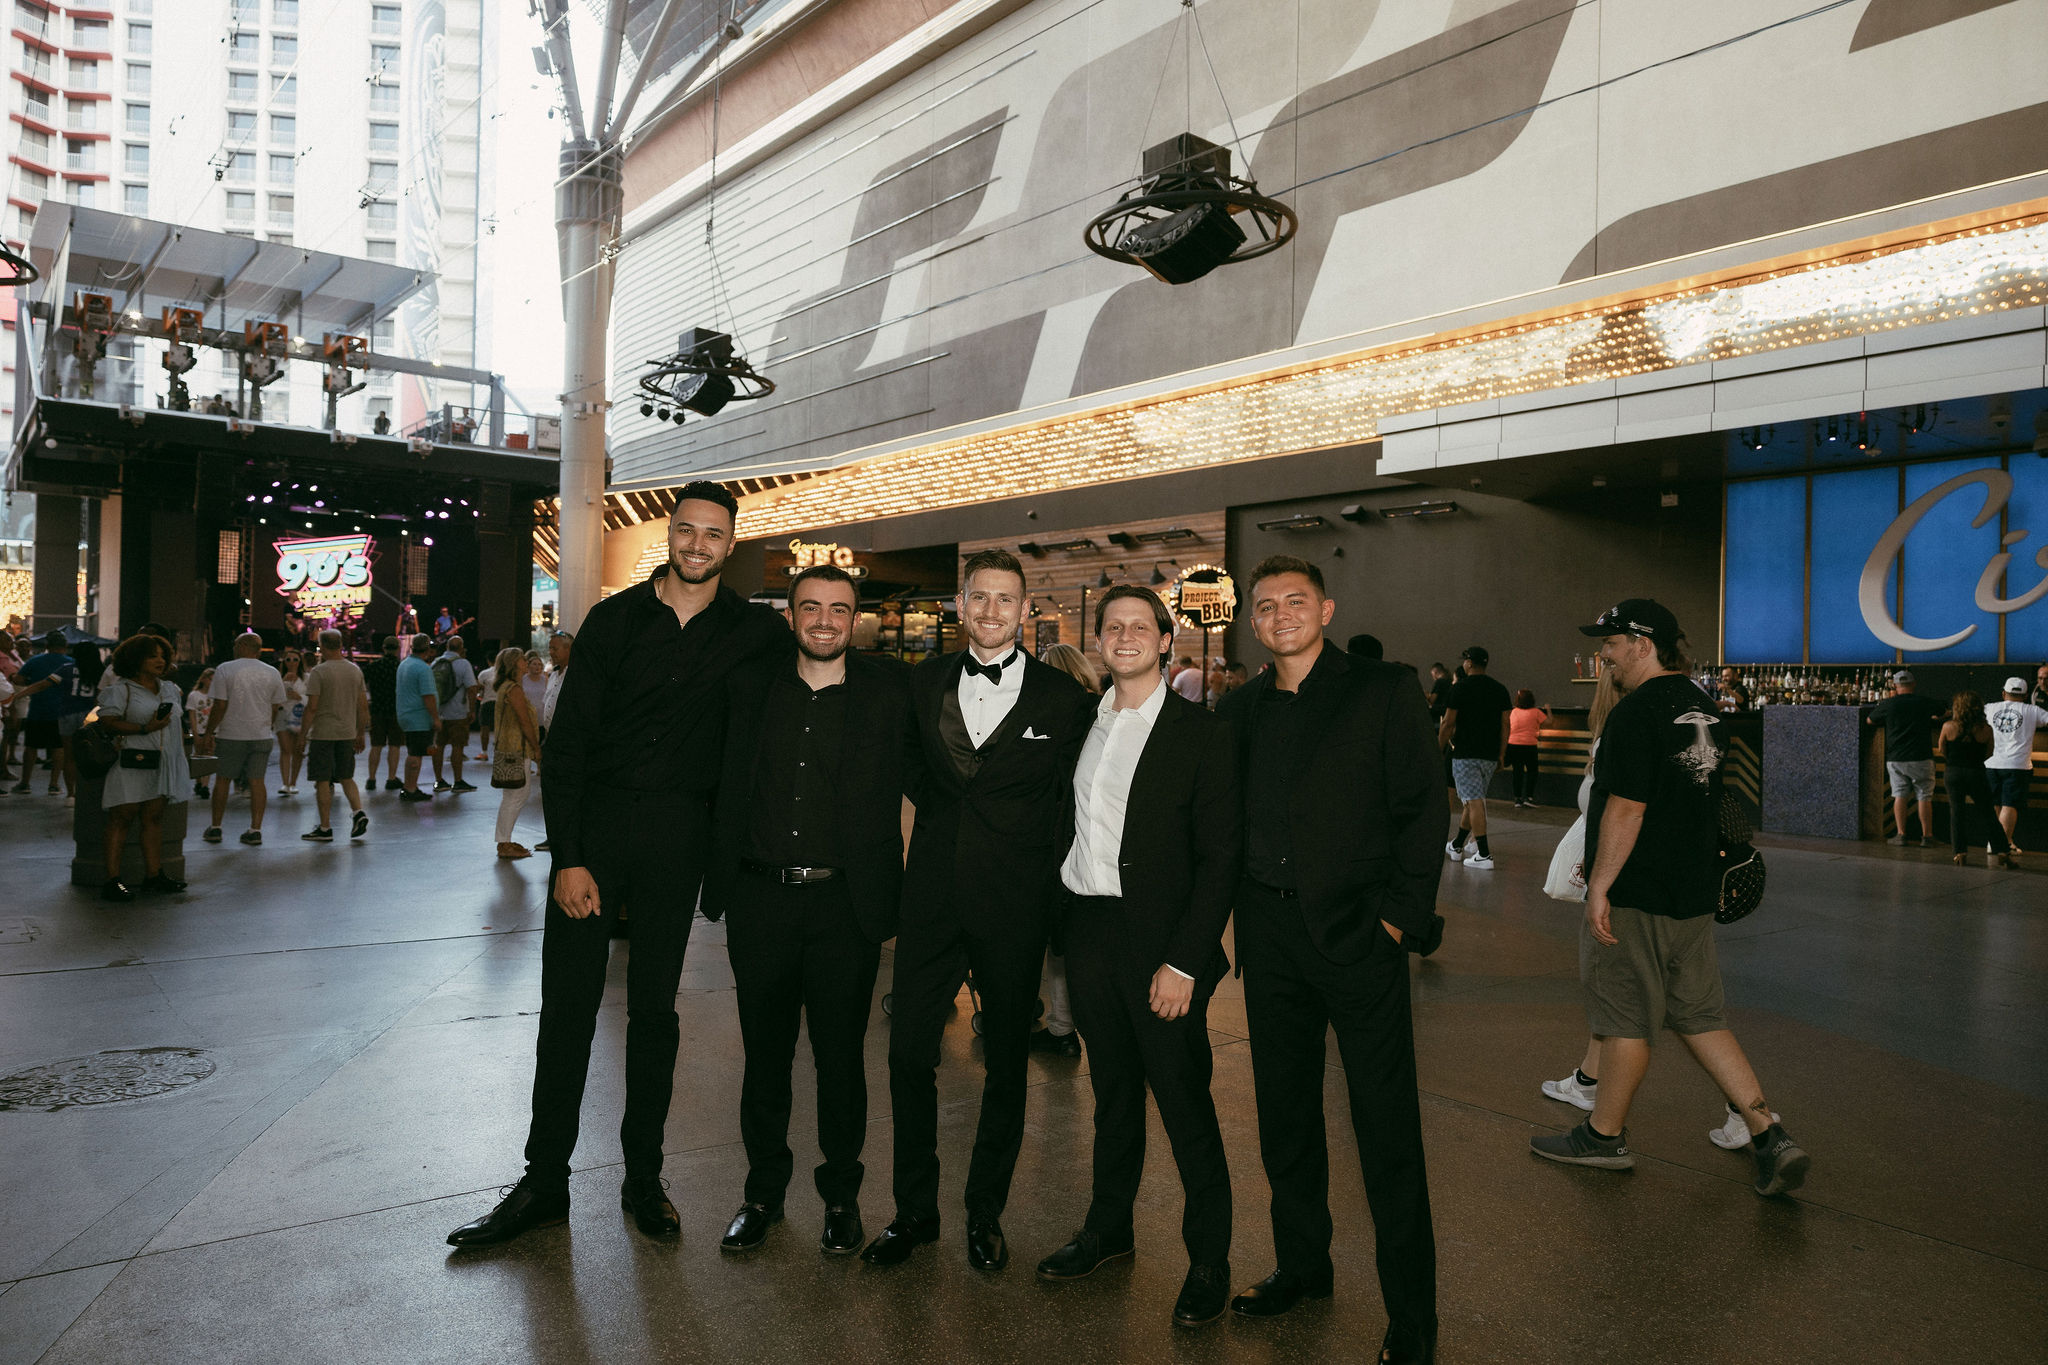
[1543, 813, 1587, 902]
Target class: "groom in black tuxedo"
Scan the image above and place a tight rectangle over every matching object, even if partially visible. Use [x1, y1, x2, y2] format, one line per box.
[862, 549, 1093, 1271]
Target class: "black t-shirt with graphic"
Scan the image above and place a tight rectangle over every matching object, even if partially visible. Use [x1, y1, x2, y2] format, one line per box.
[1447, 672, 1512, 759]
[1868, 692, 1946, 763]
[1587, 673, 1724, 919]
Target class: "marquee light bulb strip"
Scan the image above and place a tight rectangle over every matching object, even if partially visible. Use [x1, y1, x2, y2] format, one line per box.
[734, 213, 2048, 540]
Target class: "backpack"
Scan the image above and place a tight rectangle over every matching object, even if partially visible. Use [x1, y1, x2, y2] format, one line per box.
[431, 656, 459, 705]
[1714, 789, 1767, 925]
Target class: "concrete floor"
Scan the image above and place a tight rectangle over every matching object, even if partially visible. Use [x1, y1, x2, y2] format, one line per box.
[1, 779, 2043, 1364]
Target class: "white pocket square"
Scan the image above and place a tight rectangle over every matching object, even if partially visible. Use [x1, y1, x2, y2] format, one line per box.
[1022, 727, 1051, 739]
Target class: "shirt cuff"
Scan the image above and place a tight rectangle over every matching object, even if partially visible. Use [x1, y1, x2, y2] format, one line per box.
[1165, 964, 1194, 981]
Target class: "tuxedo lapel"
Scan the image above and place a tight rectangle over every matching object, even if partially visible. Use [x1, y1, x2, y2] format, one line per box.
[969, 653, 1039, 764]
[1117, 686, 1183, 855]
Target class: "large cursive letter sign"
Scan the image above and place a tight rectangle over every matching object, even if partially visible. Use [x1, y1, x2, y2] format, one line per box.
[1859, 470, 2048, 651]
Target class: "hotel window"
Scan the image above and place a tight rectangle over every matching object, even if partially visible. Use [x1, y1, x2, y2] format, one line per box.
[366, 159, 395, 194]
[268, 153, 292, 183]
[366, 198, 395, 231]
[63, 138, 94, 172]
[124, 102, 147, 134]
[19, 127, 49, 161]
[228, 0, 257, 23]
[123, 143, 147, 175]
[65, 97, 96, 130]
[228, 32, 257, 63]
[371, 43, 399, 73]
[20, 85, 51, 122]
[271, 74, 296, 105]
[367, 121, 397, 152]
[266, 233, 291, 245]
[122, 183, 145, 214]
[370, 5, 400, 36]
[227, 71, 256, 102]
[15, 4, 50, 40]
[65, 58, 99, 89]
[125, 63, 149, 95]
[272, 0, 297, 27]
[226, 150, 254, 181]
[224, 190, 253, 220]
[269, 114, 294, 142]
[226, 110, 255, 137]
[272, 36, 296, 64]
[19, 44, 53, 82]
[19, 168, 48, 199]
[63, 179, 93, 207]
[368, 82, 397, 113]
[365, 239, 396, 262]
[267, 193, 291, 224]
[14, 205, 35, 239]
[125, 22, 150, 53]
[70, 18, 107, 47]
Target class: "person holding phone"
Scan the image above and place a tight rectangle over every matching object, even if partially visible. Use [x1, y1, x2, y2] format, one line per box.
[98, 633, 191, 902]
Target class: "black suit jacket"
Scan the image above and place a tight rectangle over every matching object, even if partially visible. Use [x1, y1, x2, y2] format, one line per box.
[902, 650, 1093, 940]
[701, 652, 919, 945]
[1216, 643, 1448, 961]
[1059, 687, 1242, 991]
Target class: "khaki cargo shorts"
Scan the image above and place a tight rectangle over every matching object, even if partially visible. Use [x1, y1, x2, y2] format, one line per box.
[1579, 904, 1728, 1040]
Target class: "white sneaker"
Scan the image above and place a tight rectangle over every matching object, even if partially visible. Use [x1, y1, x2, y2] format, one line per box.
[1445, 841, 1467, 862]
[1541, 1072, 1598, 1111]
[1709, 1106, 1780, 1150]
[1464, 854, 1494, 869]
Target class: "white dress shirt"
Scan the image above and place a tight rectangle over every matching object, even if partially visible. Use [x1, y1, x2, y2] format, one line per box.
[956, 648, 1024, 747]
[1060, 677, 1192, 978]
[541, 665, 566, 729]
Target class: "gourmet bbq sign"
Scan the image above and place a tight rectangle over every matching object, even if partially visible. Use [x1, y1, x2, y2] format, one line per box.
[275, 534, 374, 613]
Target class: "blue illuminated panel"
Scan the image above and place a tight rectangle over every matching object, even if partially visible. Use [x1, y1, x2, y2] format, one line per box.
[1724, 479, 1806, 663]
[1809, 468, 1897, 663]
[2005, 457, 2048, 662]
[1901, 458, 2001, 663]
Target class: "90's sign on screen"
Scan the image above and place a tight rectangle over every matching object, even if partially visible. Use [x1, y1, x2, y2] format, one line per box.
[275, 534, 374, 613]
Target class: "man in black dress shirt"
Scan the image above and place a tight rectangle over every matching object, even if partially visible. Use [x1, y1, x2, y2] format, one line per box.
[447, 481, 789, 1248]
[861, 549, 1093, 1271]
[701, 565, 918, 1258]
[1215, 556, 1447, 1365]
[1033, 586, 1240, 1328]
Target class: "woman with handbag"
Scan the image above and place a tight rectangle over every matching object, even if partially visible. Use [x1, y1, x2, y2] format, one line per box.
[274, 650, 308, 796]
[98, 634, 191, 902]
[490, 646, 540, 859]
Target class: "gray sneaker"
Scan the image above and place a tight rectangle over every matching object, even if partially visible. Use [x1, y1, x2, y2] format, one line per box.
[1530, 1120, 1634, 1170]
[1751, 1124, 1810, 1197]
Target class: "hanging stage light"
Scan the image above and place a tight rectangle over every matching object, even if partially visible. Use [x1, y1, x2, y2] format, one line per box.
[1086, 134, 1295, 285]
[636, 327, 772, 422]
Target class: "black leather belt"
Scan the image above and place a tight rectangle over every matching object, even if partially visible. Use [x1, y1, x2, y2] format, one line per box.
[741, 859, 841, 885]
[1249, 879, 1300, 900]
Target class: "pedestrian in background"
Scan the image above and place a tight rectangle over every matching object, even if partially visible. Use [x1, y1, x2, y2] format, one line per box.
[474, 655, 498, 762]
[1441, 646, 1511, 870]
[431, 635, 478, 793]
[203, 633, 285, 846]
[1506, 689, 1549, 808]
[274, 649, 307, 797]
[11, 630, 79, 797]
[1984, 678, 2047, 853]
[490, 646, 540, 859]
[396, 634, 443, 802]
[0, 630, 22, 783]
[300, 631, 370, 843]
[361, 636, 404, 792]
[1032, 641, 1098, 1060]
[96, 633, 190, 901]
[1935, 691, 2015, 869]
[186, 666, 216, 797]
[1865, 669, 1944, 847]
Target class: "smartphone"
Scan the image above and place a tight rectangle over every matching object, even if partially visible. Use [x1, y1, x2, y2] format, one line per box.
[154, 702, 174, 721]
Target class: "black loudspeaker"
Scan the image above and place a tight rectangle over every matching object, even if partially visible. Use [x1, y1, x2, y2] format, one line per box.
[1118, 199, 1246, 285]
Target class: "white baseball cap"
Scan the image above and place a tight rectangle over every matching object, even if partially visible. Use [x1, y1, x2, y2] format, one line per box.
[2005, 676, 2028, 694]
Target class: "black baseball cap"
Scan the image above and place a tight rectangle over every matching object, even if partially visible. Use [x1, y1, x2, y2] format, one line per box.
[1460, 645, 1488, 666]
[1579, 598, 1681, 647]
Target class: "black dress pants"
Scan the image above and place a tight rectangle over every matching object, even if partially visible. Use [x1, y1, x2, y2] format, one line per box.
[522, 793, 707, 1190]
[1236, 879, 1436, 1335]
[726, 872, 882, 1208]
[885, 908, 1047, 1221]
[1945, 772, 2012, 855]
[1065, 896, 1231, 1268]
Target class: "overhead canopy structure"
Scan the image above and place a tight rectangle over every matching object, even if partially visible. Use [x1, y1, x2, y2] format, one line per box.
[26, 204, 429, 340]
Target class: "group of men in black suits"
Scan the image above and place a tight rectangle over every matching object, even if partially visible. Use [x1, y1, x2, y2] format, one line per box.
[446, 484, 1446, 1363]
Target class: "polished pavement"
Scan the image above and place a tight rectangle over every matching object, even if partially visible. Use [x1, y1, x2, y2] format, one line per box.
[0, 777, 2042, 1364]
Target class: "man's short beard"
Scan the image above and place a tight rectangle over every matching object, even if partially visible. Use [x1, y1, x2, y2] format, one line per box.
[669, 550, 727, 584]
[797, 634, 850, 664]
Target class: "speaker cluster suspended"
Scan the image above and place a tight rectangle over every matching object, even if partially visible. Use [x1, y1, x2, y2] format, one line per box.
[636, 328, 774, 424]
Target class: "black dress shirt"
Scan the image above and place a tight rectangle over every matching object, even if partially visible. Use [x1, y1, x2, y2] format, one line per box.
[745, 669, 848, 866]
[1243, 647, 1345, 889]
[541, 564, 789, 868]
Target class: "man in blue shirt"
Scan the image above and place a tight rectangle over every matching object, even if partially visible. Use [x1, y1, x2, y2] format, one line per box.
[395, 634, 442, 801]
[11, 631, 79, 796]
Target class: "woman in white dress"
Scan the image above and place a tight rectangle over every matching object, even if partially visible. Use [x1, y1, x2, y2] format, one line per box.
[274, 649, 307, 795]
[99, 634, 192, 901]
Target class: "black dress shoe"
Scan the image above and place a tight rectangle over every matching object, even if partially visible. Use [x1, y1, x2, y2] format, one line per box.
[1174, 1263, 1232, 1328]
[859, 1215, 939, 1265]
[446, 1178, 569, 1247]
[1379, 1321, 1439, 1364]
[821, 1204, 863, 1255]
[719, 1201, 781, 1253]
[100, 878, 134, 903]
[1230, 1269, 1334, 1318]
[1035, 1227, 1134, 1281]
[1028, 1028, 1082, 1059]
[621, 1176, 680, 1239]
[966, 1214, 1008, 1271]
[141, 872, 187, 894]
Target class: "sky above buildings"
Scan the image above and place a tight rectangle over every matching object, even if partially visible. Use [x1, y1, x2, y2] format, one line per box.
[488, 0, 570, 418]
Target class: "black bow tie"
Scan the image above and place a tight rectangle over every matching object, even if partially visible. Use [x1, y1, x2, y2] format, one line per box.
[964, 652, 1017, 683]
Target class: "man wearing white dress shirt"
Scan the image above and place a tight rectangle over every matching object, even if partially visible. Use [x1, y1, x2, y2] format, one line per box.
[1031, 584, 1241, 1327]
[862, 549, 1094, 1272]
[533, 630, 571, 852]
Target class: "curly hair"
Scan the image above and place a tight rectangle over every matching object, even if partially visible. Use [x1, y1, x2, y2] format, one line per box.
[109, 632, 169, 680]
